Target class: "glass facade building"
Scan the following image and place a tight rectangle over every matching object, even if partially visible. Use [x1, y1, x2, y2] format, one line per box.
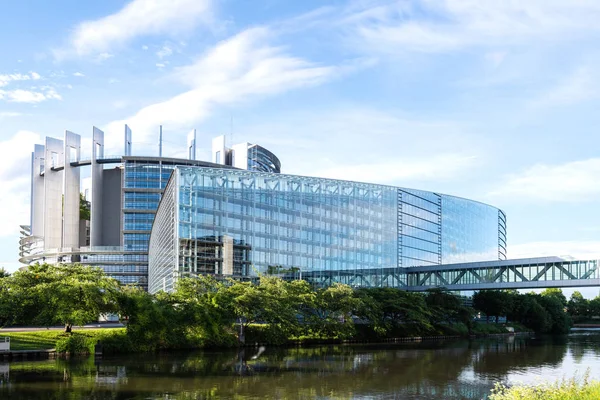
[21, 128, 508, 294]
[148, 167, 506, 293]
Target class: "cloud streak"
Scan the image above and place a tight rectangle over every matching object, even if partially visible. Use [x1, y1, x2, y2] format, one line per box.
[0, 131, 42, 237]
[55, 0, 213, 59]
[346, 0, 600, 54]
[105, 27, 344, 151]
[489, 158, 600, 202]
[510, 240, 600, 260]
[0, 72, 40, 87]
[0, 88, 61, 103]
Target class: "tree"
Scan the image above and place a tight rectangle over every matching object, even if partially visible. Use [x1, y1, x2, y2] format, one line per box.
[567, 291, 589, 320]
[0, 272, 11, 327]
[425, 288, 475, 333]
[170, 276, 236, 346]
[589, 296, 600, 318]
[473, 290, 512, 323]
[79, 193, 91, 221]
[541, 288, 567, 308]
[8, 264, 121, 332]
[301, 283, 361, 339]
[354, 288, 432, 334]
[225, 276, 304, 339]
[537, 292, 572, 334]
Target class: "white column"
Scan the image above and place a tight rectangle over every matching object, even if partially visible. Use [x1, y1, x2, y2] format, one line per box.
[43, 137, 64, 250]
[30, 144, 45, 238]
[63, 131, 81, 249]
[90, 127, 104, 246]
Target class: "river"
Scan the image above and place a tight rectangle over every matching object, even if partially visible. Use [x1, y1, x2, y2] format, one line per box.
[2, 330, 600, 399]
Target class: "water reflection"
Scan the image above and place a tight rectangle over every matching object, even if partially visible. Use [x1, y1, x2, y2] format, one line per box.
[2, 333, 600, 399]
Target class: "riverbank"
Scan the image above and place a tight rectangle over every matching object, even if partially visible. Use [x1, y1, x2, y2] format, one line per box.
[0, 322, 530, 356]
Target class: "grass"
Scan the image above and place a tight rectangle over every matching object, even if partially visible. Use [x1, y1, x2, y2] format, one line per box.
[489, 376, 600, 400]
[1, 328, 127, 351]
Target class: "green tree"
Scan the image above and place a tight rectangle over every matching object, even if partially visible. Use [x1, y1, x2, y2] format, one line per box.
[225, 276, 304, 339]
[567, 291, 589, 320]
[425, 288, 475, 333]
[79, 193, 91, 220]
[170, 276, 236, 346]
[301, 283, 361, 339]
[537, 292, 572, 334]
[354, 287, 432, 335]
[9, 263, 121, 332]
[473, 290, 512, 323]
[541, 288, 567, 308]
[589, 296, 600, 318]
[0, 272, 11, 327]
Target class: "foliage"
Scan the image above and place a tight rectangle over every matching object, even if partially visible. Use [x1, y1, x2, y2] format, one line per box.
[473, 290, 513, 323]
[300, 283, 360, 339]
[473, 289, 571, 334]
[489, 376, 600, 400]
[567, 291, 589, 320]
[541, 288, 568, 308]
[354, 287, 433, 336]
[6, 263, 121, 332]
[79, 193, 91, 221]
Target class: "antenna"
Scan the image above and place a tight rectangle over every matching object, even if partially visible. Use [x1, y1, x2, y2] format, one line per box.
[159, 125, 163, 157]
[229, 115, 233, 147]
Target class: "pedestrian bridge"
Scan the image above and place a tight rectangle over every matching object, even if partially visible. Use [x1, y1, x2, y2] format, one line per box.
[298, 257, 600, 291]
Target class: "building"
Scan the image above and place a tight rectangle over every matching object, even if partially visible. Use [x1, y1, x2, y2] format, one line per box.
[19, 129, 269, 290]
[20, 127, 507, 293]
[147, 166, 506, 293]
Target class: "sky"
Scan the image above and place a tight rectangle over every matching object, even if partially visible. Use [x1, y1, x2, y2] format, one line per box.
[0, 0, 599, 294]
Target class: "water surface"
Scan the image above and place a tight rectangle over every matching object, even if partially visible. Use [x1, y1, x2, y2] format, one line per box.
[2, 332, 600, 399]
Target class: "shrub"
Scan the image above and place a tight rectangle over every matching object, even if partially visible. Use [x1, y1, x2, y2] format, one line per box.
[489, 376, 600, 400]
[55, 333, 94, 354]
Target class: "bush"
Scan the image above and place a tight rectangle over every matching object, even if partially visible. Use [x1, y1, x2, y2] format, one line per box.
[55, 333, 94, 354]
[489, 376, 600, 400]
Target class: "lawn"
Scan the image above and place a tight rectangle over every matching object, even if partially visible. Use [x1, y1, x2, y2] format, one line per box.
[1, 328, 127, 351]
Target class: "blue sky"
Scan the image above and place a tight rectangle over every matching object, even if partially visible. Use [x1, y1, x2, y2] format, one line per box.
[1, 0, 599, 290]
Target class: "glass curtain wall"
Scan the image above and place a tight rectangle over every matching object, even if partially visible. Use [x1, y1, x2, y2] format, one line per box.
[149, 167, 507, 293]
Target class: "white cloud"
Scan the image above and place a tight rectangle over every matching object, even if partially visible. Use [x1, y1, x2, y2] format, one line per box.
[0, 72, 41, 87]
[56, 0, 213, 58]
[0, 111, 22, 119]
[105, 27, 342, 151]
[0, 131, 42, 238]
[142, 45, 149, 50]
[489, 158, 600, 202]
[0, 88, 62, 104]
[96, 52, 114, 61]
[312, 155, 476, 184]
[232, 107, 480, 185]
[156, 45, 173, 59]
[73, 72, 85, 77]
[0, 88, 61, 103]
[346, 1, 600, 54]
[509, 241, 600, 261]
